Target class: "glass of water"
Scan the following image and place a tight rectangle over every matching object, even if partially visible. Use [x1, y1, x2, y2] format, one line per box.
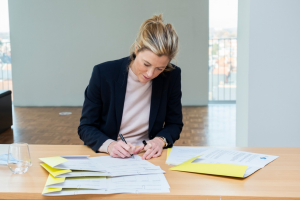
[7, 143, 31, 174]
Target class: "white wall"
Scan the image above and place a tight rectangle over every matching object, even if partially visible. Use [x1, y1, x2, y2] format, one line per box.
[237, 0, 300, 147]
[236, 0, 250, 146]
[9, 0, 208, 106]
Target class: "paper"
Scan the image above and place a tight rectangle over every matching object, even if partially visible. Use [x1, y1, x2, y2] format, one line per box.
[55, 156, 104, 171]
[168, 147, 278, 178]
[46, 174, 107, 189]
[196, 148, 278, 168]
[165, 146, 210, 165]
[45, 174, 169, 191]
[41, 155, 164, 177]
[41, 155, 170, 195]
[190, 156, 261, 177]
[107, 174, 170, 190]
[40, 155, 105, 171]
[39, 156, 68, 168]
[43, 174, 170, 195]
[45, 174, 65, 186]
[42, 187, 62, 194]
[0, 153, 19, 165]
[170, 155, 248, 178]
[56, 171, 110, 178]
[90, 155, 165, 176]
[43, 187, 170, 196]
[40, 163, 72, 177]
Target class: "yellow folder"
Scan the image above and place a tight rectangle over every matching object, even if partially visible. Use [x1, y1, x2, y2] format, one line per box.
[42, 187, 62, 194]
[45, 174, 106, 187]
[169, 155, 248, 178]
[45, 174, 66, 186]
[42, 187, 97, 194]
[39, 156, 68, 168]
[43, 174, 105, 194]
[40, 163, 71, 177]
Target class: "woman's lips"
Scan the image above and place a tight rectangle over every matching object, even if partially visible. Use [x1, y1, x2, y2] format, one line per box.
[143, 75, 150, 80]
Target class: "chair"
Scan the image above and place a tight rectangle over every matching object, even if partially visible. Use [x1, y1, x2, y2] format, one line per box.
[0, 90, 12, 133]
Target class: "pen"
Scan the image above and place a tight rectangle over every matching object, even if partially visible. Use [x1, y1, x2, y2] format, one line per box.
[119, 134, 133, 157]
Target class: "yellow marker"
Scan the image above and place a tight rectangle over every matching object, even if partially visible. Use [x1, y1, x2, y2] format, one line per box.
[40, 163, 71, 177]
[170, 155, 248, 178]
[39, 156, 68, 168]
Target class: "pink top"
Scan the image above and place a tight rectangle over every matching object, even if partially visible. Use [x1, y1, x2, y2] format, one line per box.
[99, 67, 152, 153]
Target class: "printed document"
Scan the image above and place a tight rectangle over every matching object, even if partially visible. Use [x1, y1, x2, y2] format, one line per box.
[166, 146, 210, 165]
[43, 174, 170, 195]
[193, 148, 278, 168]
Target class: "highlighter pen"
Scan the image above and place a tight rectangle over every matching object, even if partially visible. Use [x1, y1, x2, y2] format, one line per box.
[142, 140, 147, 147]
[119, 133, 133, 157]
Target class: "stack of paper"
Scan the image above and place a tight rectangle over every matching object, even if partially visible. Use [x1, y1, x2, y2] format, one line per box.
[40, 155, 169, 195]
[166, 147, 278, 178]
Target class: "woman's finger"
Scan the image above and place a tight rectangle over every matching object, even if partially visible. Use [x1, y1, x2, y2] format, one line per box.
[113, 149, 125, 158]
[111, 152, 121, 158]
[144, 142, 152, 151]
[142, 149, 152, 160]
[152, 150, 162, 158]
[146, 148, 158, 160]
[128, 143, 135, 155]
[115, 145, 130, 158]
[134, 145, 144, 154]
[119, 141, 131, 152]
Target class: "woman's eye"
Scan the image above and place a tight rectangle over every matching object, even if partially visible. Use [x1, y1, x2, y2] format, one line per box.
[158, 68, 163, 71]
[144, 63, 150, 67]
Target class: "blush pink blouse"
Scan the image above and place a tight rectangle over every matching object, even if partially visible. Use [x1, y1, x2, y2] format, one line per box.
[99, 67, 152, 153]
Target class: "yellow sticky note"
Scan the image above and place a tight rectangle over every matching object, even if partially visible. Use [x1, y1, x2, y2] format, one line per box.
[170, 155, 248, 178]
[42, 187, 62, 194]
[40, 163, 71, 177]
[39, 156, 68, 167]
[45, 174, 66, 186]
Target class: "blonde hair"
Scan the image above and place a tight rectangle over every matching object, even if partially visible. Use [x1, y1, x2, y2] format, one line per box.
[130, 14, 179, 71]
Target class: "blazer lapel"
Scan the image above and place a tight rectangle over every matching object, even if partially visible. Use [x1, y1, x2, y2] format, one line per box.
[149, 74, 164, 135]
[115, 58, 130, 133]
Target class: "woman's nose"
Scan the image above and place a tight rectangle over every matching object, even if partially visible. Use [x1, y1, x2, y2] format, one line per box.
[147, 69, 154, 77]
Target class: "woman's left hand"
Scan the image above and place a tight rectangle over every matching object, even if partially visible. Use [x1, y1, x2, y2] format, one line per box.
[134, 137, 165, 160]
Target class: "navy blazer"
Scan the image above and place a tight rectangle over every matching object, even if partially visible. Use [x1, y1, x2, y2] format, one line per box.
[78, 56, 183, 152]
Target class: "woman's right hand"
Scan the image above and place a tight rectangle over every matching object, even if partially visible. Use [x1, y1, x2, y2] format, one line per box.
[107, 141, 135, 158]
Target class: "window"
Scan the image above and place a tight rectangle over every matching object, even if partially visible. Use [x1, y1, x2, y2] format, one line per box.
[209, 0, 238, 102]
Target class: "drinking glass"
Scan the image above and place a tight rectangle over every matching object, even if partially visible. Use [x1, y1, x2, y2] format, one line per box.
[7, 143, 31, 174]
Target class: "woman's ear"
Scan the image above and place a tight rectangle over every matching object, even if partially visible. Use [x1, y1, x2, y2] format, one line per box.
[135, 45, 138, 55]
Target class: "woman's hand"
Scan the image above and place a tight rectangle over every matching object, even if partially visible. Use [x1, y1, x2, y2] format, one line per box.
[141, 137, 165, 160]
[107, 141, 135, 158]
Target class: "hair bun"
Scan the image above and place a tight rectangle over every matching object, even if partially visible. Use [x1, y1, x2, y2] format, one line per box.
[150, 14, 164, 24]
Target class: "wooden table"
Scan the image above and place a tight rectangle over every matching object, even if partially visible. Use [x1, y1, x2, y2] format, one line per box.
[0, 145, 300, 200]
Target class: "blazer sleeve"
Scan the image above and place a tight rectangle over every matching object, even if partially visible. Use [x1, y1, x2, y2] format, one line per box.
[156, 68, 183, 147]
[78, 66, 111, 152]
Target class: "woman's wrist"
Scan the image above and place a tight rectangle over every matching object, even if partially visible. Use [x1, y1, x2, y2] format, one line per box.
[107, 141, 117, 154]
[99, 139, 115, 153]
[154, 137, 166, 147]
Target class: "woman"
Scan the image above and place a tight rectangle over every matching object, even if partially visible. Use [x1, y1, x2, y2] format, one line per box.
[78, 14, 183, 160]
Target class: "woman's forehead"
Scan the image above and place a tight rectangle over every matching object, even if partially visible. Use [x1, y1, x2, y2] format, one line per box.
[140, 50, 169, 67]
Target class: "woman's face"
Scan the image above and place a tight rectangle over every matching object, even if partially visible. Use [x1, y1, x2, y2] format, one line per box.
[130, 49, 170, 83]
